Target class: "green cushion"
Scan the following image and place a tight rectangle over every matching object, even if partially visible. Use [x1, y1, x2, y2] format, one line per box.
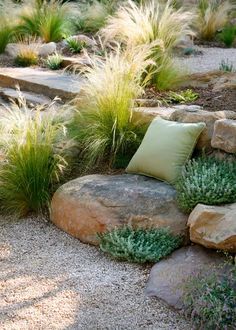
[126, 117, 206, 184]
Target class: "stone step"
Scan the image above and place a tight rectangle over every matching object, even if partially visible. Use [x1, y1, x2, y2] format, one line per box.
[0, 87, 54, 106]
[0, 67, 83, 101]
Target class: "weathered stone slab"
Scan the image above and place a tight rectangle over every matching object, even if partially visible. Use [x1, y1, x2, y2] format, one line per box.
[0, 68, 83, 100]
[188, 203, 236, 252]
[211, 119, 236, 153]
[145, 245, 225, 309]
[50, 174, 188, 245]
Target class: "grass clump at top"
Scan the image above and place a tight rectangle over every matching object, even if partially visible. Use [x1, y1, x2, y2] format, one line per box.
[72, 45, 152, 170]
[196, 0, 234, 41]
[101, 0, 194, 90]
[98, 226, 182, 263]
[16, 0, 76, 42]
[75, 0, 116, 33]
[175, 157, 236, 213]
[183, 262, 236, 330]
[0, 94, 72, 217]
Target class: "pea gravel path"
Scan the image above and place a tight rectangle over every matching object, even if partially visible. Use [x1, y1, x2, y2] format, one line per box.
[0, 216, 190, 330]
[176, 47, 236, 73]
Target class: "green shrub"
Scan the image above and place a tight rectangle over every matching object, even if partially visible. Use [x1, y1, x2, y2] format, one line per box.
[98, 226, 182, 263]
[183, 263, 236, 329]
[219, 59, 234, 72]
[73, 46, 152, 170]
[0, 95, 71, 216]
[219, 25, 236, 48]
[46, 52, 63, 70]
[17, 0, 76, 42]
[66, 37, 86, 53]
[175, 157, 236, 213]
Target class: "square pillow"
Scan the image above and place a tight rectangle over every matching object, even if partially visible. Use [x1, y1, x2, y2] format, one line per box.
[126, 117, 206, 184]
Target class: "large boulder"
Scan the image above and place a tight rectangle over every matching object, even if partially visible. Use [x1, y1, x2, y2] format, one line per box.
[169, 108, 236, 150]
[188, 203, 236, 252]
[50, 174, 188, 245]
[211, 119, 236, 153]
[145, 245, 225, 309]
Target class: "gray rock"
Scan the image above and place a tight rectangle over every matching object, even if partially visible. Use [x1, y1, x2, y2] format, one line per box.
[145, 245, 225, 309]
[50, 174, 188, 245]
[5, 43, 19, 57]
[0, 67, 83, 101]
[38, 42, 57, 57]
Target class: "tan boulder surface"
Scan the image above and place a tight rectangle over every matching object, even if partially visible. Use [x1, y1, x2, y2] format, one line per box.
[51, 174, 188, 245]
[211, 119, 236, 153]
[170, 108, 236, 150]
[188, 203, 236, 252]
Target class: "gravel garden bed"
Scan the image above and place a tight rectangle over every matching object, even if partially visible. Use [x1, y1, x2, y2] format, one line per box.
[0, 216, 190, 330]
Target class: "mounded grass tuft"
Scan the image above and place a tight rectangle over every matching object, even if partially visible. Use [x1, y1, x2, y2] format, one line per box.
[101, 0, 193, 90]
[17, 0, 76, 42]
[0, 95, 72, 216]
[196, 0, 234, 41]
[73, 45, 152, 170]
[98, 226, 183, 263]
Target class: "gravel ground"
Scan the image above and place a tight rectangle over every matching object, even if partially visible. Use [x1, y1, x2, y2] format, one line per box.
[176, 47, 236, 73]
[0, 216, 190, 330]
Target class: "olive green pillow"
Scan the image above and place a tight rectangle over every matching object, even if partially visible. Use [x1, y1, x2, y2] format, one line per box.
[126, 117, 206, 183]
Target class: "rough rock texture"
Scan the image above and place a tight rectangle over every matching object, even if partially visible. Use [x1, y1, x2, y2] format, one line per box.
[145, 245, 225, 309]
[133, 105, 202, 123]
[38, 42, 57, 57]
[211, 119, 236, 153]
[51, 174, 188, 245]
[188, 203, 236, 252]
[170, 108, 236, 150]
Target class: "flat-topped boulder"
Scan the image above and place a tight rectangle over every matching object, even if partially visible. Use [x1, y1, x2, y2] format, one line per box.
[0, 68, 83, 100]
[50, 174, 188, 245]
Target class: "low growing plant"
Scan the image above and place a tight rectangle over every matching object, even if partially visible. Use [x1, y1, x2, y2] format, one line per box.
[175, 157, 236, 213]
[183, 262, 236, 329]
[66, 37, 86, 54]
[219, 59, 234, 72]
[167, 89, 199, 104]
[98, 226, 182, 263]
[46, 52, 63, 70]
[0, 95, 71, 216]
